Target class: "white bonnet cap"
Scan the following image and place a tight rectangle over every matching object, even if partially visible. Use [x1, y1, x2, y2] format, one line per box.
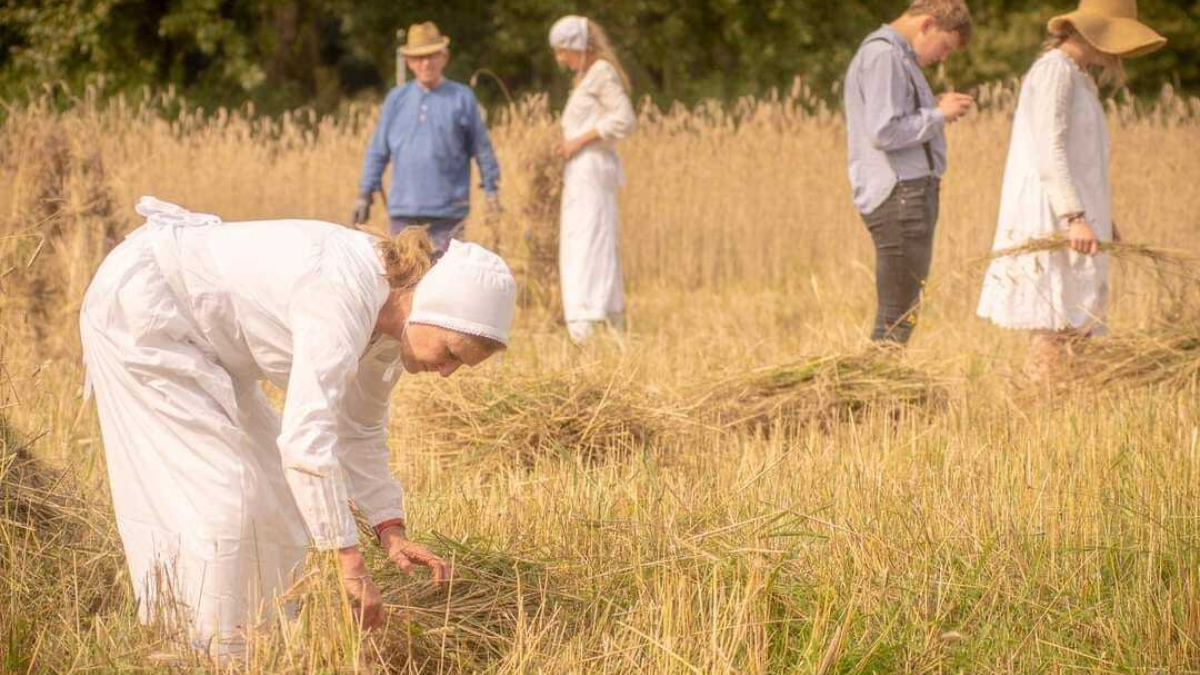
[549, 15, 589, 51]
[408, 240, 518, 346]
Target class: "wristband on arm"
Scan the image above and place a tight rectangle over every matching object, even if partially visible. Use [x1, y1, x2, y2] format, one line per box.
[372, 518, 406, 542]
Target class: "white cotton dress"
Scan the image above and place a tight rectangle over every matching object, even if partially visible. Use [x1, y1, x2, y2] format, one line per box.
[80, 198, 405, 656]
[560, 59, 636, 340]
[977, 49, 1113, 335]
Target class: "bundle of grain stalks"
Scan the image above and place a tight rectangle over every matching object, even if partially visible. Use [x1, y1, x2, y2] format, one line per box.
[401, 367, 682, 464]
[695, 352, 951, 432]
[473, 95, 563, 313]
[0, 109, 123, 357]
[987, 236, 1199, 280]
[364, 534, 574, 671]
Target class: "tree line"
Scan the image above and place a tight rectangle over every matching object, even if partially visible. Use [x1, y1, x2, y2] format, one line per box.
[1, 0, 1196, 114]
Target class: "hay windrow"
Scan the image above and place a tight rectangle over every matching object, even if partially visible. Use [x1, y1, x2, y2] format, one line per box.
[400, 366, 682, 465]
[695, 352, 952, 431]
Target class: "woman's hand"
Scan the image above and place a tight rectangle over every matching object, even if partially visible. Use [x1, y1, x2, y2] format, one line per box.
[379, 525, 451, 585]
[560, 129, 601, 160]
[337, 546, 385, 630]
[1066, 217, 1099, 256]
[559, 136, 588, 160]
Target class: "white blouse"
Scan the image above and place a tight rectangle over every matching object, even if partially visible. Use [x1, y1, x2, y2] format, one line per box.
[977, 49, 1113, 333]
[562, 60, 636, 146]
[177, 220, 405, 548]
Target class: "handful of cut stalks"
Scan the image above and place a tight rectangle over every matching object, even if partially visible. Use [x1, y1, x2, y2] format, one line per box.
[695, 352, 951, 432]
[987, 235, 1199, 280]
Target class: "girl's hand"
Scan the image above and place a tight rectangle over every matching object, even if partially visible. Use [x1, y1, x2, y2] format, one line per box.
[559, 136, 589, 160]
[1067, 218, 1099, 256]
[337, 546, 385, 630]
[379, 526, 451, 585]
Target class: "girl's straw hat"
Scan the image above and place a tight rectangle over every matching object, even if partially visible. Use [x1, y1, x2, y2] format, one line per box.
[1048, 0, 1166, 58]
[399, 22, 451, 57]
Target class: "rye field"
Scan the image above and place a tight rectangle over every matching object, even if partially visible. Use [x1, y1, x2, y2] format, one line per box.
[1, 82, 1199, 673]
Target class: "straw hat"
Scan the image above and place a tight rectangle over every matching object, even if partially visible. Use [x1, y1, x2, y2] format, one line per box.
[399, 22, 450, 57]
[1048, 0, 1166, 58]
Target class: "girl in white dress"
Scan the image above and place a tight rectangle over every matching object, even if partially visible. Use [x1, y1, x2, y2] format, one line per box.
[80, 198, 517, 657]
[977, 0, 1166, 377]
[548, 16, 637, 344]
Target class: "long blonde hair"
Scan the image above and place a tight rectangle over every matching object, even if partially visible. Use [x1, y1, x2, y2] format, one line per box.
[1043, 25, 1127, 89]
[578, 20, 632, 93]
[375, 226, 434, 291]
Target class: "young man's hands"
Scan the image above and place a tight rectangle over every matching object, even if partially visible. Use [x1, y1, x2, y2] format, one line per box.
[937, 92, 974, 123]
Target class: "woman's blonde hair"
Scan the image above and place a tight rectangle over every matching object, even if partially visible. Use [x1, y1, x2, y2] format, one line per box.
[376, 226, 434, 291]
[1043, 24, 1127, 89]
[579, 20, 632, 93]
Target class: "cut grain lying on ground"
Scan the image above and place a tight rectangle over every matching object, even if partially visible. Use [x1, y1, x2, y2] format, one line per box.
[694, 352, 953, 432]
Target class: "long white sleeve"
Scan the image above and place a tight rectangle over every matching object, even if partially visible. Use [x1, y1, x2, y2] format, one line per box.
[1027, 57, 1086, 218]
[591, 62, 636, 141]
[335, 337, 405, 528]
[279, 275, 376, 550]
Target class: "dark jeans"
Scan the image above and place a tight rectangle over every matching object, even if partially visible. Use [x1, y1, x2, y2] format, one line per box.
[390, 216, 465, 257]
[861, 177, 940, 344]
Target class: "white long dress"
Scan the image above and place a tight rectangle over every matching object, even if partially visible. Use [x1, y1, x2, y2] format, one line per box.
[977, 49, 1113, 334]
[560, 59, 636, 337]
[80, 198, 405, 656]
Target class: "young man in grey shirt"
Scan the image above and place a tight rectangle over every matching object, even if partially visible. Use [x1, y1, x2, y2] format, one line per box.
[844, 0, 975, 345]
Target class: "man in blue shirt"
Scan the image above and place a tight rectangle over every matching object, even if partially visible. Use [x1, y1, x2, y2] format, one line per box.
[353, 22, 501, 254]
[844, 0, 974, 345]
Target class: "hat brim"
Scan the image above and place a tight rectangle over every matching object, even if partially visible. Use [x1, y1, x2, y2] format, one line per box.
[399, 38, 450, 57]
[1048, 12, 1166, 58]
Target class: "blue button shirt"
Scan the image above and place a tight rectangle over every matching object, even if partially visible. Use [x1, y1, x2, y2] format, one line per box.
[844, 26, 948, 215]
[358, 80, 500, 221]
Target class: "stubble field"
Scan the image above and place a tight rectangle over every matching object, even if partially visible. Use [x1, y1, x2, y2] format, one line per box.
[1, 81, 1199, 673]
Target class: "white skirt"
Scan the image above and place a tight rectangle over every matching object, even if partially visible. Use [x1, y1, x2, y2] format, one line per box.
[560, 148, 625, 324]
[80, 235, 308, 656]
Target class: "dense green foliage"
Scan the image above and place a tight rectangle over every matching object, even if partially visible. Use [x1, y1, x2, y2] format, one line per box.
[1, 0, 1196, 112]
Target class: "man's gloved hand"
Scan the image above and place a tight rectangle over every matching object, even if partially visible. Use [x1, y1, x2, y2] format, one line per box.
[352, 194, 372, 226]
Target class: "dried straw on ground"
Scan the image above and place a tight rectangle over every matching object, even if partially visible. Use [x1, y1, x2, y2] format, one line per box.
[365, 534, 575, 671]
[1068, 329, 1200, 389]
[694, 352, 952, 432]
[400, 366, 684, 465]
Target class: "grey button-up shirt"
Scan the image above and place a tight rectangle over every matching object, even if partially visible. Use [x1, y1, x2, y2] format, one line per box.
[844, 25, 947, 215]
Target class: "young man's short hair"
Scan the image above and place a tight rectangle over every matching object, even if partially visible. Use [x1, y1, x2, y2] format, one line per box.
[906, 0, 973, 46]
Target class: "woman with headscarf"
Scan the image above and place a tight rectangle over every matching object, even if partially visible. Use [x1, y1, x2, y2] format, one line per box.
[976, 0, 1166, 379]
[79, 197, 518, 657]
[548, 15, 636, 344]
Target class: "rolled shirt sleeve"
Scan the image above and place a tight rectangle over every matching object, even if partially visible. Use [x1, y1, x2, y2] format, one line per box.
[1027, 59, 1087, 219]
[593, 62, 636, 141]
[335, 337, 406, 528]
[279, 276, 378, 550]
[861, 49, 945, 153]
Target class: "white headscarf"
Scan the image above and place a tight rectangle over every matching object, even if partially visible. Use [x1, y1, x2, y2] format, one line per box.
[549, 15, 589, 51]
[408, 240, 518, 346]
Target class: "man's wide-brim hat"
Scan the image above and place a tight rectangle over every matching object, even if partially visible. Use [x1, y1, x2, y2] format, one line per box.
[1048, 0, 1166, 58]
[400, 22, 450, 57]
